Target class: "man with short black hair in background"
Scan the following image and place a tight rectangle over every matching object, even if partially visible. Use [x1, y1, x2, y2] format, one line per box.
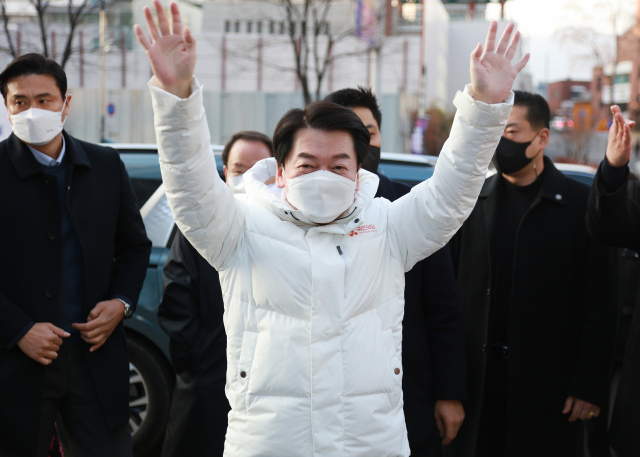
[326, 87, 467, 457]
[158, 131, 273, 457]
[448, 91, 616, 457]
[0, 53, 151, 457]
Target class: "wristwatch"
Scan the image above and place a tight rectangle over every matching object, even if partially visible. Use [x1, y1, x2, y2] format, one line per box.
[114, 298, 134, 318]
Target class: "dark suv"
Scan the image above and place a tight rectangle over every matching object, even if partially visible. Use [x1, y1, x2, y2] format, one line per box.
[116, 144, 596, 455]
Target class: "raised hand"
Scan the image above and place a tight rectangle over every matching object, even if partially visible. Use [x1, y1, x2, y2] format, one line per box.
[605, 105, 637, 167]
[135, 0, 196, 98]
[470, 22, 529, 105]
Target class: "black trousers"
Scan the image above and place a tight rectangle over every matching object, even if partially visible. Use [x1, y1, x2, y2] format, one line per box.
[36, 344, 132, 457]
[161, 371, 230, 457]
[474, 353, 509, 457]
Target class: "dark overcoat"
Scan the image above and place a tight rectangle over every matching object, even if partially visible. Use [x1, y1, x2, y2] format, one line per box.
[0, 132, 151, 456]
[448, 159, 616, 457]
[377, 173, 467, 457]
[157, 231, 230, 456]
[586, 165, 640, 457]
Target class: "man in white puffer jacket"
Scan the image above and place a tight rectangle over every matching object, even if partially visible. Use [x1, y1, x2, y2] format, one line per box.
[135, 2, 529, 455]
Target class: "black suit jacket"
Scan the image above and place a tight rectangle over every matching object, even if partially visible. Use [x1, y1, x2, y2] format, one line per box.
[0, 132, 151, 456]
[449, 159, 616, 457]
[586, 164, 640, 457]
[376, 173, 467, 457]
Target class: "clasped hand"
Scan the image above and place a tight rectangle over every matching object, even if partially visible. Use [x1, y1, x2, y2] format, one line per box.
[18, 299, 125, 365]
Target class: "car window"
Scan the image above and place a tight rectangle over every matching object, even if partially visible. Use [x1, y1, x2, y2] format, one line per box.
[140, 185, 175, 248]
[379, 162, 435, 187]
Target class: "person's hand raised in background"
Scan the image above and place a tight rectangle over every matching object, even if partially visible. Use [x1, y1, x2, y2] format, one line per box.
[135, 0, 196, 99]
[605, 105, 636, 167]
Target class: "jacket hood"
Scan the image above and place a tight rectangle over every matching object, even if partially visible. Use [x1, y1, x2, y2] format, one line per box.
[243, 157, 380, 232]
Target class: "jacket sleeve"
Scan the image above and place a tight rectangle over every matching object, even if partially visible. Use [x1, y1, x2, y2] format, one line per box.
[158, 232, 203, 372]
[422, 244, 468, 400]
[387, 86, 513, 271]
[567, 236, 617, 408]
[0, 290, 34, 349]
[149, 79, 244, 271]
[108, 155, 153, 309]
[586, 164, 640, 253]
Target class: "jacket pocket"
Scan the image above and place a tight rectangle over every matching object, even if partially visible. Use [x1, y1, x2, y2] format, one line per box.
[234, 330, 259, 413]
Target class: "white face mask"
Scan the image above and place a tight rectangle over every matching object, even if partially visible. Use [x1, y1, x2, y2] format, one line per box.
[284, 169, 357, 224]
[227, 174, 246, 194]
[10, 96, 67, 146]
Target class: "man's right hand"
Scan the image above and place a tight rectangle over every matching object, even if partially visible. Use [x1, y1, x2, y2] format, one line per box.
[135, 0, 196, 99]
[606, 105, 636, 167]
[17, 323, 69, 365]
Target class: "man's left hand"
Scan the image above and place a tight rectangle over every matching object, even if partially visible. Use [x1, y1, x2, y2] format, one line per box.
[470, 21, 530, 105]
[563, 396, 601, 422]
[434, 399, 465, 445]
[72, 299, 125, 352]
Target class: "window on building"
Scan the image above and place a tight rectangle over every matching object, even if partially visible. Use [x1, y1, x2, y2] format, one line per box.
[225, 20, 231, 33]
[290, 22, 296, 35]
[323, 21, 330, 35]
[234, 21, 240, 33]
[270, 20, 275, 34]
[257, 21, 262, 33]
[247, 21, 253, 33]
[597, 77, 601, 90]
[280, 21, 285, 34]
[614, 74, 630, 85]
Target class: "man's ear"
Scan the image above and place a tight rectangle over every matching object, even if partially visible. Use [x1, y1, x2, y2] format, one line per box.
[276, 164, 285, 189]
[538, 128, 550, 150]
[223, 165, 228, 181]
[63, 94, 72, 119]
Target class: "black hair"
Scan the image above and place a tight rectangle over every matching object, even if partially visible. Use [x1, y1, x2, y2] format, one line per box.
[272, 100, 370, 168]
[222, 131, 274, 166]
[324, 86, 382, 130]
[514, 90, 550, 131]
[0, 53, 67, 101]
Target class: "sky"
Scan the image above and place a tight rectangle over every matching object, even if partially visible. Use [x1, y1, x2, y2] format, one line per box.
[483, 0, 637, 86]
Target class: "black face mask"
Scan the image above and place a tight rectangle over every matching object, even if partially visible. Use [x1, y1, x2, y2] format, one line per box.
[363, 145, 381, 173]
[493, 133, 539, 175]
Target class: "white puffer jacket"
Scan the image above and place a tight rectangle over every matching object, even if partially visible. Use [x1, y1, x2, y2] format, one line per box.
[149, 80, 513, 457]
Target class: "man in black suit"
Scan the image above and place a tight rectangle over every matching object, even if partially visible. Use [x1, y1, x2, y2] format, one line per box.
[0, 54, 151, 456]
[158, 131, 274, 457]
[326, 88, 467, 457]
[586, 105, 639, 457]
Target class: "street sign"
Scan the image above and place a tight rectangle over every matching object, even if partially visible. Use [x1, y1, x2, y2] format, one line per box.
[595, 117, 611, 132]
[107, 102, 116, 117]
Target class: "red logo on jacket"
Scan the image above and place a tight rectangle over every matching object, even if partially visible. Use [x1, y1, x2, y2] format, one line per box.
[350, 224, 376, 236]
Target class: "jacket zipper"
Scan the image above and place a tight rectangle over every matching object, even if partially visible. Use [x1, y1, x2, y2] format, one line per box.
[337, 246, 348, 299]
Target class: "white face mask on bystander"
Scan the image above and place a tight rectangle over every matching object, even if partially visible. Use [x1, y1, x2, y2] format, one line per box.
[227, 174, 246, 194]
[284, 170, 357, 224]
[11, 96, 67, 146]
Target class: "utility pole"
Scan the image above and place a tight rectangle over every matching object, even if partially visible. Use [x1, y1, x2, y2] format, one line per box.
[412, 0, 428, 154]
[99, 1, 106, 142]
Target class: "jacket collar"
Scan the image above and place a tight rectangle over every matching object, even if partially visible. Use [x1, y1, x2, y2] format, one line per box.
[243, 157, 379, 234]
[7, 130, 91, 180]
[479, 156, 567, 205]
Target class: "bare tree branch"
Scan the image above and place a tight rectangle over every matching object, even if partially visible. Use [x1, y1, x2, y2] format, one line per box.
[60, 0, 96, 69]
[29, 0, 51, 57]
[0, 0, 16, 58]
